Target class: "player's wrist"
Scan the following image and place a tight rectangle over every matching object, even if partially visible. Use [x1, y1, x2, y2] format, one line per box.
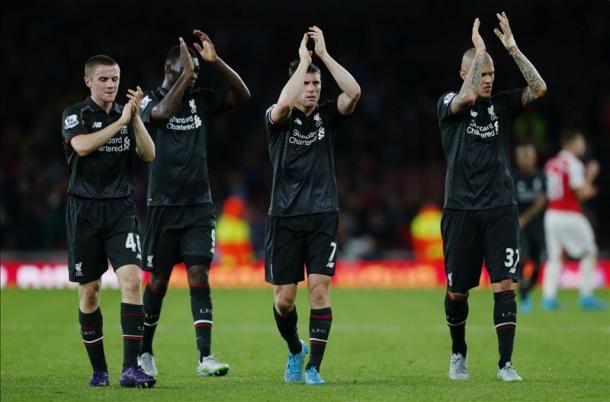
[506, 36, 518, 54]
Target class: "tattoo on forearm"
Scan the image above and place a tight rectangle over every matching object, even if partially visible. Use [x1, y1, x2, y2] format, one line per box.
[469, 53, 484, 94]
[512, 50, 545, 99]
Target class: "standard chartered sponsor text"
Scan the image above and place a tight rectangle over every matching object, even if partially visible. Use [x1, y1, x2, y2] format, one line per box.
[98, 136, 129, 152]
[166, 115, 202, 131]
[467, 122, 498, 139]
[289, 129, 322, 146]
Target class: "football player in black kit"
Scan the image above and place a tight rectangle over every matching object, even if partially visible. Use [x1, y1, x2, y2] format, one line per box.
[512, 143, 546, 314]
[264, 26, 361, 385]
[137, 30, 250, 377]
[437, 13, 546, 381]
[61, 55, 156, 388]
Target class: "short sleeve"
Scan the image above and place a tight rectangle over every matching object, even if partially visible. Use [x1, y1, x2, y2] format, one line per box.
[140, 92, 160, 124]
[265, 104, 285, 138]
[567, 157, 585, 189]
[437, 92, 457, 123]
[320, 100, 348, 130]
[496, 87, 526, 119]
[62, 106, 87, 143]
[197, 88, 228, 115]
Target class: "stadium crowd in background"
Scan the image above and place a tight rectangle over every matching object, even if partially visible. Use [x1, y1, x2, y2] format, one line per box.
[1, 0, 609, 260]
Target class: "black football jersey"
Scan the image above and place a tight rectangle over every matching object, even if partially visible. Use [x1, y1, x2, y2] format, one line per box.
[437, 88, 525, 209]
[62, 97, 136, 199]
[264, 100, 347, 216]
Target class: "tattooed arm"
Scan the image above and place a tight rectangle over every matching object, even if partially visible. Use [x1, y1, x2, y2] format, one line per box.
[450, 18, 486, 115]
[511, 50, 547, 106]
[494, 11, 547, 107]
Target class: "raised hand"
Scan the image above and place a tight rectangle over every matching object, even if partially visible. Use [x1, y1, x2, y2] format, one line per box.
[193, 29, 218, 63]
[472, 18, 486, 52]
[493, 11, 517, 51]
[127, 86, 144, 115]
[298, 33, 312, 64]
[120, 99, 135, 124]
[179, 37, 195, 73]
[308, 26, 328, 58]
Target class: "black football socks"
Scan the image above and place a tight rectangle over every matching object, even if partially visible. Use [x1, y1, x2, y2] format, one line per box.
[494, 290, 517, 368]
[79, 308, 108, 372]
[445, 294, 468, 357]
[120, 303, 145, 370]
[306, 308, 333, 372]
[190, 283, 213, 360]
[141, 283, 167, 355]
[273, 305, 302, 355]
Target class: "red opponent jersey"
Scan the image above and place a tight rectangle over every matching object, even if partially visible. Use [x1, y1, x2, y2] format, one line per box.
[544, 150, 585, 213]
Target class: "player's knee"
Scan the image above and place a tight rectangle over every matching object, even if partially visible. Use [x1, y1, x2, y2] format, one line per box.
[309, 285, 330, 308]
[447, 291, 468, 302]
[120, 273, 142, 296]
[492, 279, 514, 293]
[149, 274, 169, 293]
[187, 265, 210, 286]
[275, 294, 296, 314]
[79, 284, 100, 309]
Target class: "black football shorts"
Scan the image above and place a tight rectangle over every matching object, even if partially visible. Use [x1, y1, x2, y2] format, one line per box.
[66, 196, 142, 284]
[142, 204, 216, 273]
[441, 206, 519, 293]
[265, 212, 338, 285]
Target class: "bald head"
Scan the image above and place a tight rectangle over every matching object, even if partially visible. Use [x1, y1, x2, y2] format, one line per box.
[461, 48, 494, 72]
[460, 48, 495, 98]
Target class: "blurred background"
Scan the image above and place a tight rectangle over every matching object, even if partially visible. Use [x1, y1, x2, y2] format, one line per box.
[1, 0, 609, 263]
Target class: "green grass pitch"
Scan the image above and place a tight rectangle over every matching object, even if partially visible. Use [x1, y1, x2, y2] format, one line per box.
[1, 288, 609, 401]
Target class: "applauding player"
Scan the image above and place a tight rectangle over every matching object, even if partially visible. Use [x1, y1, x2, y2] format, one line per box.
[437, 13, 546, 381]
[137, 30, 250, 377]
[62, 55, 156, 387]
[264, 27, 361, 385]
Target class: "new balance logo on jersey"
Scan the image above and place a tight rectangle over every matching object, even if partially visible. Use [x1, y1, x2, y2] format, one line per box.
[294, 117, 302, 125]
[470, 110, 478, 118]
[75, 262, 84, 277]
[313, 113, 322, 127]
[92, 121, 102, 129]
[120, 125, 128, 135]
[447, 272, 453, 287]
[326, 261, 335, 269]
[147, 255, 154, 268]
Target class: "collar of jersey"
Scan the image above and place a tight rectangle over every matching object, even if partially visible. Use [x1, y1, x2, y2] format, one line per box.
[85, 96, 121, 115]
[293, 103, 320, 118]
